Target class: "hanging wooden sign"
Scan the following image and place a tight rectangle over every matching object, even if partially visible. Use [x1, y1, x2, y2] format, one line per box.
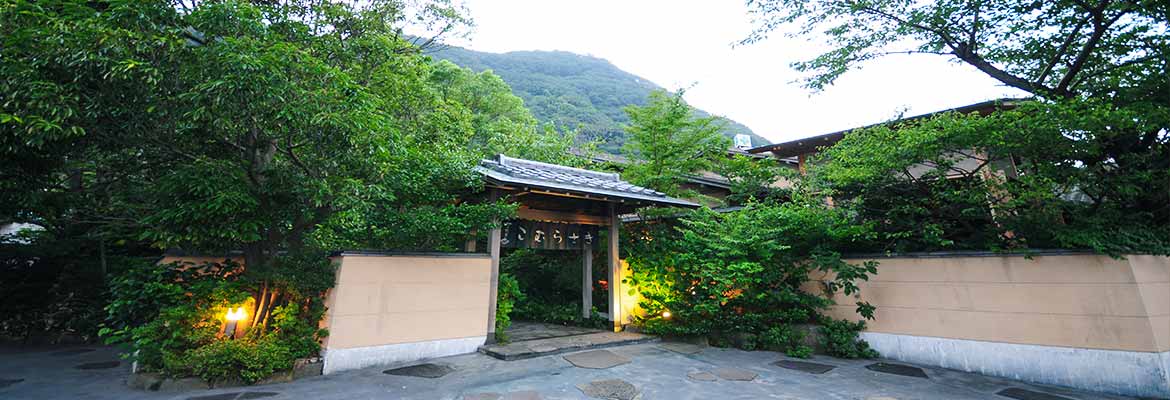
[500, 220, 597, 250]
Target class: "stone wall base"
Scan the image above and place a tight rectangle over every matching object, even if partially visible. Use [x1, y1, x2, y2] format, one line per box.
[861, 332, 1170, 398]
[322, 336, 486, 375]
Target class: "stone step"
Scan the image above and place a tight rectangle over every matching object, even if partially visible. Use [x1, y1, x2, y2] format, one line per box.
[479, 331, 659, 361]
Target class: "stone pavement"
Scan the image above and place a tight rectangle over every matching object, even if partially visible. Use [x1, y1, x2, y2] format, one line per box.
[481, 329, 658, 361]
[0, 342, 1146, 400]
[505, 322, 605, 342]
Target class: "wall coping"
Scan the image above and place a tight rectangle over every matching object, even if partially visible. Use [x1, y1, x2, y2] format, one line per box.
[329, 250, 490, 258]
[844, 249, 1104, 259]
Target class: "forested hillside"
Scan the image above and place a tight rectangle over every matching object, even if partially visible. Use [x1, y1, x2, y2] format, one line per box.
[430, 46, 769, 152]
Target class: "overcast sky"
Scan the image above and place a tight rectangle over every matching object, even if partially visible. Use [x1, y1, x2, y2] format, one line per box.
[445, 0, 1027, 144]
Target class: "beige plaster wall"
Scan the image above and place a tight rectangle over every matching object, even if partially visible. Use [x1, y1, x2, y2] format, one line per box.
[815, 254, 1170, 353]
[615, 259, 646, 327]
[323, 254, 492, 350]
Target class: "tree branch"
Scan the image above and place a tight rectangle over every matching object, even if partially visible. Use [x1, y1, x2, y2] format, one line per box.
[1056, 1, 1127, 95]
[1035, 18, 1087, 84]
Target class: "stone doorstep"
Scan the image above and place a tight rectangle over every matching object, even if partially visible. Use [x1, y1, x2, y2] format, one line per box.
[479, 332, 659, 361]
[126, 358, 323, 392]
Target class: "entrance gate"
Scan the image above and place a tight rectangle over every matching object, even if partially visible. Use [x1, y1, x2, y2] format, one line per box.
[474, 155, 698, 340]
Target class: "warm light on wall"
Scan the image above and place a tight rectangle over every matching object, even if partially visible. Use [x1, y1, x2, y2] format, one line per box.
[225, 307, 246, 321]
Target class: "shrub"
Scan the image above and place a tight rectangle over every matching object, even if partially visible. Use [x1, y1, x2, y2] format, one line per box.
[759, 324, 813, 358]
[818, 318, 879, 359]
[624, 203, 877, 342]
[494, 273, 524, 342]
[101, 256, 331, 383]
[186, 336, 295, 384]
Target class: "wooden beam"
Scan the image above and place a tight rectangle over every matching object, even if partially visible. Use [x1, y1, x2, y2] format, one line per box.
[517, 206, 608, 226]
[582, 245, 593, 319]
[607, 202, 621, 332]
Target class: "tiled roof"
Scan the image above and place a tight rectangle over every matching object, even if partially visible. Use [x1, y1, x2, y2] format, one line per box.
[476, 155, 699, 208]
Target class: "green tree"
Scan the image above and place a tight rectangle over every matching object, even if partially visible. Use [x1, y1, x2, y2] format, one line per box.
[718, 154, 790, 204]
[743, 0, 1168, 254]
[427, 60, 585, 165]
[812, 99, 1170, 255]
[743, 0, 1167, 99]
[620, 90, 731, 197]
[0, 0, 564, 345]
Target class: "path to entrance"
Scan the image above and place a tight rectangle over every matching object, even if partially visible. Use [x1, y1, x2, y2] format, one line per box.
[481, 321, 656, 361]
[505, 322, 604, 342]
[0, 342, 1140, 400]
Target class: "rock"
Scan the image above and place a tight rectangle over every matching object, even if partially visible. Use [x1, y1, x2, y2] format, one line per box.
[126, 372, 163, 391]
[686, 371, 718, 382]
[292, 359, 323, 380]
[210, 376, 245, 389]
[727, 332, 758, 350]
[713, 367, 758, 381]
[255, 370, 293, 385]
[0, 378, 25, 389]
[157, 377, 211, 392]
[576, 379, 639, 400]
[563, 350, 631, 369]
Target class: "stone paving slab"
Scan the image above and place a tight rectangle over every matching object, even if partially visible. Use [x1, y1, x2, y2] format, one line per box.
[712, 367, 758, 381]
[504, 322, 604, 342]
[481, 331, 657, 361]
[996, 388, 1075, 400]
[0, 343, 1143, 400]
[686, 371, 718, 382]
[865, 362, 928, 379]
[502, 390, 543, 400]
[773, 359, 836, 374]
[563, 349, 631, 369]
[384, 363, 455, 378]
[658, 342, 704, 355]
[576, 379, 639, 400]
[187, 392, 279, 400]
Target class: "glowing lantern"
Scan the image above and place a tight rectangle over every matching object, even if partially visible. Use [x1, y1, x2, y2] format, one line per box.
[223, 307, 247, 338]
[225, 307, 246, 321]
[661, 310, 672, 319]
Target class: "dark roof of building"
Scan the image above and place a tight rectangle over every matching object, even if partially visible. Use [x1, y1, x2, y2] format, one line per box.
[747, 98, 1029, 158]
[476, 155, 700, 208]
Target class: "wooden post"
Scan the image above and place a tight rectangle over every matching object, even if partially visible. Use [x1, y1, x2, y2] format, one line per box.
[607, 203, 621, 332]
[485, 192, 502, 343]
[464, 229, 477, 253]
[582, 245, 593, 319]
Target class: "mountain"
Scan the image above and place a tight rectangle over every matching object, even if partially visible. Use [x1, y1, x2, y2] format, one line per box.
[429, 45, 770, 153]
